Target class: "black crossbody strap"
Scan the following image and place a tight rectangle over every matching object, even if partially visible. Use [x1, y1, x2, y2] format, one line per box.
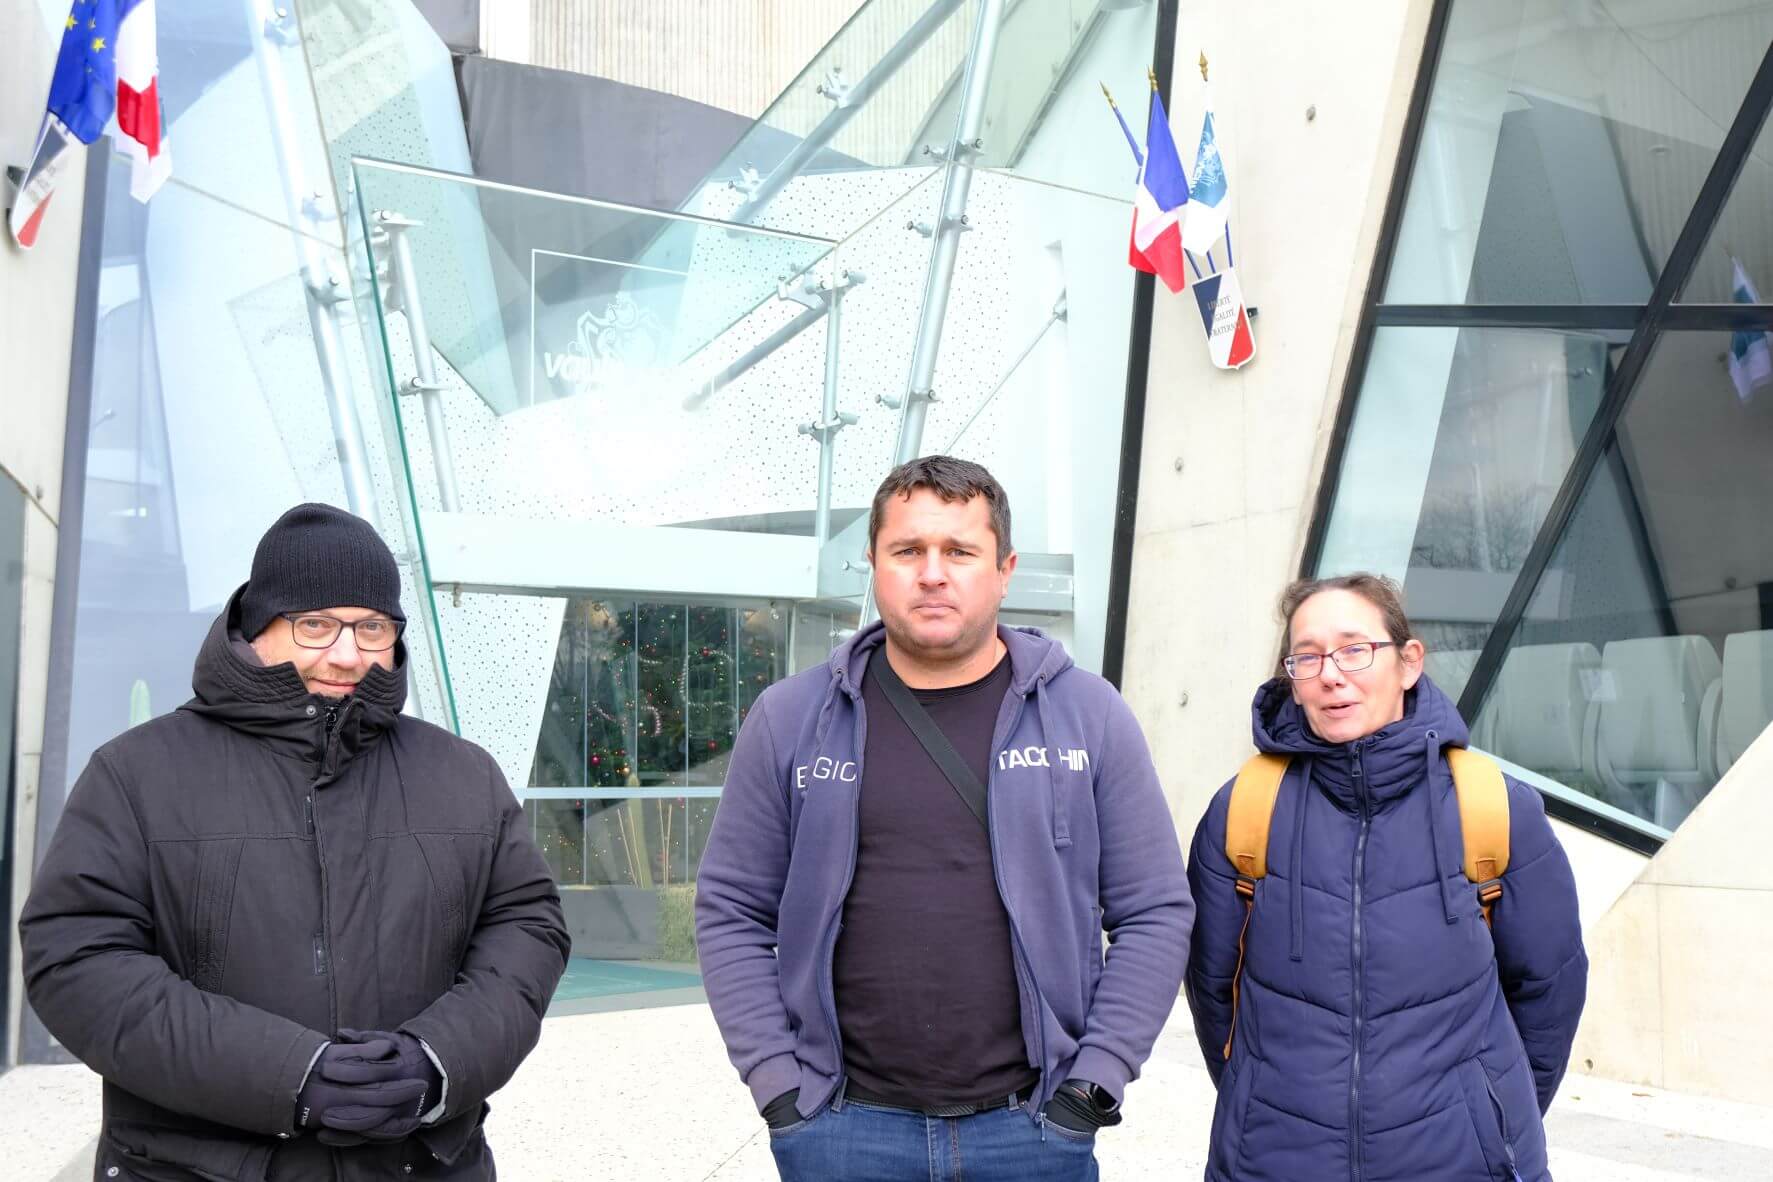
[867, 654, 989, 830]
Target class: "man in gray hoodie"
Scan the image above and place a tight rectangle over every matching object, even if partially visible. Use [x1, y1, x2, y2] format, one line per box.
[696, 456, 1192, 1181]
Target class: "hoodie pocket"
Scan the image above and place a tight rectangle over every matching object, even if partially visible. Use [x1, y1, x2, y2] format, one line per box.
[1082, 906, 1104, 1000]
[1458, 1058, 1519, 1180]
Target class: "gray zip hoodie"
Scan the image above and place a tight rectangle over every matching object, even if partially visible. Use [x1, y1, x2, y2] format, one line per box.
[695, 622, 1193, 1120]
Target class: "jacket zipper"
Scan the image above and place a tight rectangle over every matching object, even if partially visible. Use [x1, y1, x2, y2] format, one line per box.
[987, 693, 1049, 1109]
[310, 697, 358, 1034]
[1484, 1073, 1521, 1180]
[1350, 744, 1370, 1182]
[817, 696, 865, 1097]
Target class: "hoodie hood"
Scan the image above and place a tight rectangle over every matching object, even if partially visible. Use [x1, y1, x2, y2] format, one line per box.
[1253, 672, 1477, 934]
[1251, 673, 1470, 809]
[180, 583, 406, 766]
[829, 620, 1074, 699]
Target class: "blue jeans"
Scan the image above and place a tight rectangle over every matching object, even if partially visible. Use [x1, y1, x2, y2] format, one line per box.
[769, 1088, 1099, 1182]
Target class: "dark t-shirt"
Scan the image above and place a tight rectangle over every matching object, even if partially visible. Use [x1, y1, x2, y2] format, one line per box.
[830, 650, 1038, 1107]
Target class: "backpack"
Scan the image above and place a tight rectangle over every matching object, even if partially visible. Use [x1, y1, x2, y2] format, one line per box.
[1217, 747, 1509, 1060]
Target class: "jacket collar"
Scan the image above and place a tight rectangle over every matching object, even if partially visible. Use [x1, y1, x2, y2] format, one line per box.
[180, 584, 406, 767]
[828, 620, 1074, 700]
[1249, 674, 1470, 811]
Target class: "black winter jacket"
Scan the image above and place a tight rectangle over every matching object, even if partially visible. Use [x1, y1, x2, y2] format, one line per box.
[19, 590, 570, 1181]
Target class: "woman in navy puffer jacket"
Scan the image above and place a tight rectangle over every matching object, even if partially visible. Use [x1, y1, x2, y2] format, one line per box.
[1186, 574, 1587, 1182]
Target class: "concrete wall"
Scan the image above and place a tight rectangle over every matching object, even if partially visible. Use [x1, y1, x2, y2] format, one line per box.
[0, 0, 80, 1065]
[1122, 0, 1435, 827]
[1573, 724, 1773, 1106]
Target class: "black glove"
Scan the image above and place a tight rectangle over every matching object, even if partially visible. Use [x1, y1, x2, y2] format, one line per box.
[762, 1089, 803, 1131]
[297, 1039, 429, 1141]
[303, 1030, 443, 1147]
[1045, 1079, 1122, 1135]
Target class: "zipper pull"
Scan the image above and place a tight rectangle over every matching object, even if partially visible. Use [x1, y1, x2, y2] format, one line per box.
[303, 795, 315, 835]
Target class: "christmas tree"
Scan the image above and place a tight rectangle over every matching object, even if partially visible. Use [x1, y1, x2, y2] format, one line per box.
[528, 597, 787, 891]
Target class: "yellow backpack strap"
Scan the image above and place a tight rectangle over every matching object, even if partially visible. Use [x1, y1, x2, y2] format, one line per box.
[1446, 746, 1510, 926]
[1225, 753, 1290, 894]
[1220, 753, 1289, 1060]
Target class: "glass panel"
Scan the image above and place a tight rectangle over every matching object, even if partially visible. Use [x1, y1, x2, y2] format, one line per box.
[354, 160, 836, 416]
[525, 596, 788, 971]
[1681, 112, 1773, 303]
[688, 0, 969, 231]
[686, 0, 1160, 237]
[1317, 327, 1620, 698]
[1384, 0, 1773, 305]
[1471, 332, 1773, 835]
[59, 129, 451, 804]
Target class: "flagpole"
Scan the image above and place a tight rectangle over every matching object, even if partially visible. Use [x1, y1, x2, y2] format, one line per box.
[1199, 50, 1235, 270]
[1146, 61, 1199, 282]
[1101, 83, 1144, 168]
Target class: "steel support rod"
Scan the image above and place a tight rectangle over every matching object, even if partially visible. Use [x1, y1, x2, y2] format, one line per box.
[815, 284, 845, 545]
[378, 213, 461, 513]
[942, 292, 1066, 452]
[684, 301, 829, 408]
[890, 0, 1008, 470]
[799, 279, 863, 547]
[250, 0, 380, 525]
[731, 0, 967, 225]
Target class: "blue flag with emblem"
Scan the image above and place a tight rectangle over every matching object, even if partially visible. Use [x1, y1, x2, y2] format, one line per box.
[1729, 257, 1771, 404]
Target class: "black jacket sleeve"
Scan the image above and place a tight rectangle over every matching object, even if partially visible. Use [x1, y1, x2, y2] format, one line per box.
[19, 751, 329, 1136]
[401, 754, 569, 1122]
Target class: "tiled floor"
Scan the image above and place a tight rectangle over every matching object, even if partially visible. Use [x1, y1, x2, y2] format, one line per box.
[7, 1003, 1772, 1181]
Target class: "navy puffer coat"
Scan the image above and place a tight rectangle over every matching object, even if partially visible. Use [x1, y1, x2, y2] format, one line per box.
[1186, 676, 1586, 1182]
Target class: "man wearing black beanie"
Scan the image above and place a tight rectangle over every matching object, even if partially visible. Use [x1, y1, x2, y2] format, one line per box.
[21, 503, 570, 1182]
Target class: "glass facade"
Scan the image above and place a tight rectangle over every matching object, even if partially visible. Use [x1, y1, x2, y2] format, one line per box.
[36, 0, 1164, 1000]
[51, 0, 459, 802]
[1315, 0, 1773, 843]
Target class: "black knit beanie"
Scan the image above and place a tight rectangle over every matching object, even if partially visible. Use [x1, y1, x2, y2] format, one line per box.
[239, 503, 405, 640]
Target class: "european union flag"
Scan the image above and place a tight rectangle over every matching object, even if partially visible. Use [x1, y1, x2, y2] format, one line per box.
[49, 0, 133, 145]
[10, 0, 167, 248]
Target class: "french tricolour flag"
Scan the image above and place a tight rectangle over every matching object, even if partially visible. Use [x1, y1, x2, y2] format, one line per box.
[1130, 89, 1190, 294]
[9, 0, 170, 250]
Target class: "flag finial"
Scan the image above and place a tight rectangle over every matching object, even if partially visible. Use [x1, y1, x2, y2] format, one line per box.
[1148, 66, 1159, 92]
[1199, 51, 1209, 82]
[1101, 81, 1117, 108]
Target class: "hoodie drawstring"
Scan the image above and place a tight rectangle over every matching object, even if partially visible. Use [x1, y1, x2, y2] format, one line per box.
[1036, 679, 1070, 848]
[1423, 730, 1460, 924]
[1289, 761, 1312, 961]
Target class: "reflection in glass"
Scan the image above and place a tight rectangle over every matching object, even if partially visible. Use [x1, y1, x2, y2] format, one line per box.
[1385, 0, 1773, 306]
[1471, 333, 1773, 833]
[1317, 328, 1617, 698]
[526, 596, 788, 963]
[1682, 113, 1773, 304]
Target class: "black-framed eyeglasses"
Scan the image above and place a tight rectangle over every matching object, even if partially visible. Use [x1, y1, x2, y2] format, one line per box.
[1282, 640, 1396, 681]
[281, 612, 403, 652]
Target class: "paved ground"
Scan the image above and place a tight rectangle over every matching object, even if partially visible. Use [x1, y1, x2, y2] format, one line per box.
[5, 1001, 1771, 1181]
